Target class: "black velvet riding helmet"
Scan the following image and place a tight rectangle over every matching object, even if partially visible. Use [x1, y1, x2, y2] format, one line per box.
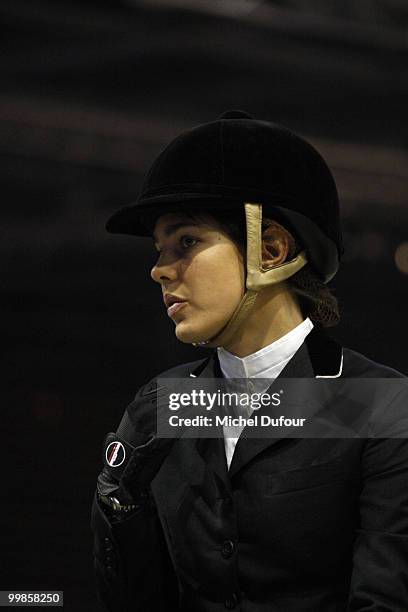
[106, 110, 343, 283]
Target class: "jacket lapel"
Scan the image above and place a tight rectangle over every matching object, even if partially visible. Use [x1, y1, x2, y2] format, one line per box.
[227, 327, 343, 478]
[191, 353, 232, 492]
[152, 352, 231, 513]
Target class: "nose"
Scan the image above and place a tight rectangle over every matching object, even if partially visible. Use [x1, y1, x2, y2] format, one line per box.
[150, 255, 178, 284]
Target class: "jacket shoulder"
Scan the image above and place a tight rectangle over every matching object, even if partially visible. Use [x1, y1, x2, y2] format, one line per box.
[138, 356, 210, 395]
[122, 357, 210, 434]
[343, 347, 406, 378]
[156, 356, 210, 378]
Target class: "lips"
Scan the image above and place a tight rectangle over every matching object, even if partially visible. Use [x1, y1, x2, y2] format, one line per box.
[163, 294, 186, 308]
[167, 301, 187, 318]
[163, 294, 188, 318]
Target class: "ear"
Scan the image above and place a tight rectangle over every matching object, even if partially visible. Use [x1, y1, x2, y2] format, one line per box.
[261, 223, 291, 268]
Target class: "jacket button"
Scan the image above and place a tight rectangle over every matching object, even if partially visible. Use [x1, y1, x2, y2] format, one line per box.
[221, 540, 234, 559]
[106, 564, 116, 581]
[104, 537, 114, 552]
[224, 593, 238, 609]
[105, 553, 116, 566]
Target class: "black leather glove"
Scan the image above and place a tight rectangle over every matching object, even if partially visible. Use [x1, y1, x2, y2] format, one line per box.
[97, 432, 177, 515]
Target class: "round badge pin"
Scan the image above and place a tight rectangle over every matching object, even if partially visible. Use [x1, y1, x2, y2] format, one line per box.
[106, 441, 126, 467]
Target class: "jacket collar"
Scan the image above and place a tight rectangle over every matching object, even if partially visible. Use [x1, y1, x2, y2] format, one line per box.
[190, 326, 343, 380]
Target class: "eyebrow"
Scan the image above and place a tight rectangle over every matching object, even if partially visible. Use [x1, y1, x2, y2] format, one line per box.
[153, 221, 199, 245]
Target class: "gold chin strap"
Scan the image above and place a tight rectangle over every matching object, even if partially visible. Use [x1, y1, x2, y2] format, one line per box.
[192, 202, 308, 348]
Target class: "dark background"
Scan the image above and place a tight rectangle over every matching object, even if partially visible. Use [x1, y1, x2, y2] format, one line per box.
[2, 1, 408, 610]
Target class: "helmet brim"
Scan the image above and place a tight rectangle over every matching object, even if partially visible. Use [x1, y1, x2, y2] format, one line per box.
[105, 193, 241, 237]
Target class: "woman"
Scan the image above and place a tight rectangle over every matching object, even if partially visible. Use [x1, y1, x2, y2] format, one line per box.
[91, 111, 408, 611]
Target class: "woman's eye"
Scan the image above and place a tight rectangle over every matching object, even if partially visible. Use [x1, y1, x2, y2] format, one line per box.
[180, 236, 198, 249]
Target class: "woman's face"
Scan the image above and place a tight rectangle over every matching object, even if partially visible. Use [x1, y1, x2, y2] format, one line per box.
[151, 212, 245, 344]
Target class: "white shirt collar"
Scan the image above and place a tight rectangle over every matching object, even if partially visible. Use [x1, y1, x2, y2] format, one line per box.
[217, 317, 314, 379]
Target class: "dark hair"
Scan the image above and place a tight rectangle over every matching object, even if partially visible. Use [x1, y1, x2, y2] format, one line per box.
[142, 205, 340, 327]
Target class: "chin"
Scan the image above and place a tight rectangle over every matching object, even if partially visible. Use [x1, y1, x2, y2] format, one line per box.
[174, 320, 216, 345]
[175, 324, 205, 344]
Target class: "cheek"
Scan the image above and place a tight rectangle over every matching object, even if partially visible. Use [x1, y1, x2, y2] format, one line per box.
[188, 246, 245, 307]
